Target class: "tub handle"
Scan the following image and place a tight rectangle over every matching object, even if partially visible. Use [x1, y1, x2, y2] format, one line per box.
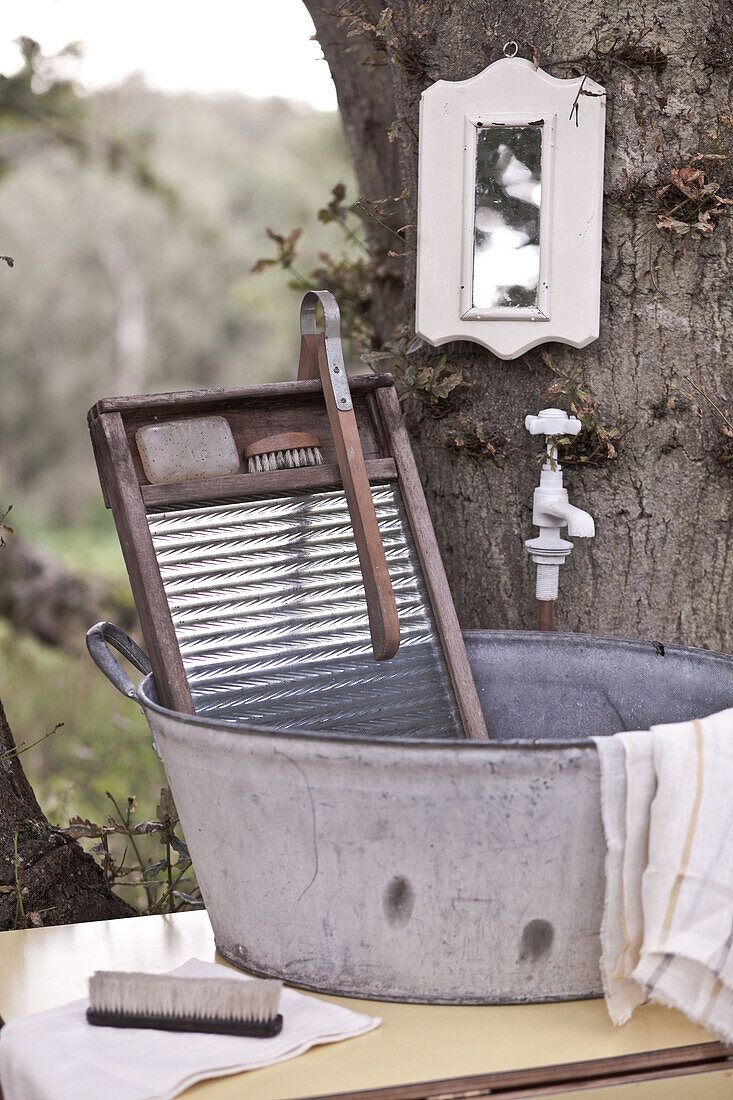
[86, 621, 152, 701]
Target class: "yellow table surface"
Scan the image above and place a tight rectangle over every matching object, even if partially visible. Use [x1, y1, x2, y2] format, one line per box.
[0, 910, 730, 1099]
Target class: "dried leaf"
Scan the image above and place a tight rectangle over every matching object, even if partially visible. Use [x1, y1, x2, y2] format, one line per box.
[169, 835, 190, 860]
[143, 859, 168, 880]
[250, 257, 276, 274]
[387, 119, 403, 143]
[173, 891, 203, 907]
[156, 787, 177, 825]
[132, 820, 165, 835]
[656, 213, 693, 235]
[64, 816, 104, 840]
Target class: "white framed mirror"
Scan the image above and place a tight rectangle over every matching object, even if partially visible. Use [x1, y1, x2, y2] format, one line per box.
[416, 57, 605, 360]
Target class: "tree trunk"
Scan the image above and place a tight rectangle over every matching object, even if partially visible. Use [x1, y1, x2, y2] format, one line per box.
[305, 1, 733, 651]
[0, 697, 135, 929]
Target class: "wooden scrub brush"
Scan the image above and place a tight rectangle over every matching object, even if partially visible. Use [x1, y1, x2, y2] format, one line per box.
[87, 970, 284, 1037]
[244, 432, 323, 473]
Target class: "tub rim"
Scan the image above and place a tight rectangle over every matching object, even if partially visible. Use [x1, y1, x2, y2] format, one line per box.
[136, 629, 733, 752]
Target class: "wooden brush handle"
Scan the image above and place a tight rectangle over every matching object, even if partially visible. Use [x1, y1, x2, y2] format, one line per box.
[298, 299, 399, 661]
[244, 432, 321, 458]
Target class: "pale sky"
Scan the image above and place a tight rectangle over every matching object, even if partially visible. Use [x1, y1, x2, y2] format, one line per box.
[1, 0, 338, 110]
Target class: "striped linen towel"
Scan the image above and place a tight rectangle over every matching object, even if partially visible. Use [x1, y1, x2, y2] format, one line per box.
[594, 707, 733, 1043]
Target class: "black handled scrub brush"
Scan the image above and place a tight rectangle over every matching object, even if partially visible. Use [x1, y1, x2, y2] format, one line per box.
[87, 971, 283, 1037]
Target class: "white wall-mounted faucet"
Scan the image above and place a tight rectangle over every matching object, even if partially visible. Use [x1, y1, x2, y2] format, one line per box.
[525, 408, 595, 630]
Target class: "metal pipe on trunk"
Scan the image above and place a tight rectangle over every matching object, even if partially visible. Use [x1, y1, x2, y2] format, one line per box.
[537, 599, 555, 631]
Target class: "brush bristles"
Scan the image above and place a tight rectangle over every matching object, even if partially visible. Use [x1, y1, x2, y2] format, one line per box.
[89, 972, 283, 1023]
[248, 446, 323, 473]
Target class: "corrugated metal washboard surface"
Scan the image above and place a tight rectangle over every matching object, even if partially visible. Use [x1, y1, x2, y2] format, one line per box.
[146, 482, 463, 739]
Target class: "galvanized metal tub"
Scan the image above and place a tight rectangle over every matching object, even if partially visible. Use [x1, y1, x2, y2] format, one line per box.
[89, 627, 733, 1004]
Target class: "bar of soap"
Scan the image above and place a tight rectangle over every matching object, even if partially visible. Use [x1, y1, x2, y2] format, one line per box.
[136, 417, 239, 484]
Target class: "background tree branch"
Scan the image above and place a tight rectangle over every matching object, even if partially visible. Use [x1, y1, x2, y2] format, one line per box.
[0, 535, 135, 653]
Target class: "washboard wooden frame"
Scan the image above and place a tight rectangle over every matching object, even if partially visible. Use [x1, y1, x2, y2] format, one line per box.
[88, 366, 487, 741]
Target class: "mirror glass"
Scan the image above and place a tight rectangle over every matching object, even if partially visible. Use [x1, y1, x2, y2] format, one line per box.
[473, 124, 542, 310]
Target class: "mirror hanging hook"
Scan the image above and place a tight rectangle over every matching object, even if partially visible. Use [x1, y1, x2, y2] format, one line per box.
[503, 40, 519, 58]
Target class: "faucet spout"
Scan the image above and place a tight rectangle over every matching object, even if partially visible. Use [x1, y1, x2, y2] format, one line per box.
[542, 500, 595, 538]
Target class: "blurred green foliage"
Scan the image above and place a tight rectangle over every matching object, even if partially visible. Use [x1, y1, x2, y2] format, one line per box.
[0, 616, 157, 823]
[1, 47, 355, 525]
[0, 40, 355, 846]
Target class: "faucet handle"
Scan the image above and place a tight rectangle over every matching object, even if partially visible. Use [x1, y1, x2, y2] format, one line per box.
[525, 408, 582, 437]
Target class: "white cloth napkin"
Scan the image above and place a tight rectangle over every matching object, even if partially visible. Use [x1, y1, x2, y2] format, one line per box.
[594, 707, 733, 1043]
[0, 958, 380, 1100]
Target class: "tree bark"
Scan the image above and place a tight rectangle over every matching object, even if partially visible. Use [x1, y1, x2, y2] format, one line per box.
[0, 536, 135, 653]
[0, 697, 135, 929]
[306, 0, 733, 651]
